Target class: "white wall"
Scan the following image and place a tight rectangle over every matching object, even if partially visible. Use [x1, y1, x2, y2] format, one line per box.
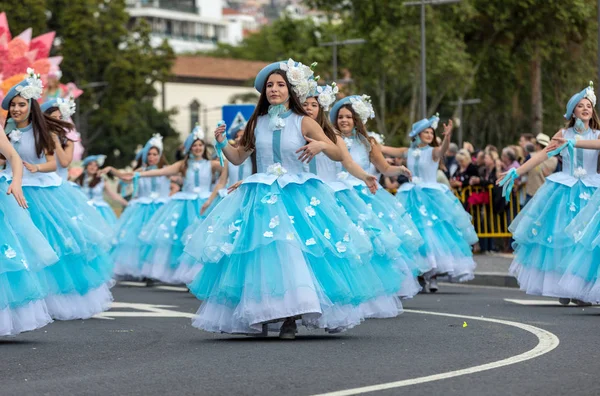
[197, 0, 223, 19]
[156, 81, 257, 142]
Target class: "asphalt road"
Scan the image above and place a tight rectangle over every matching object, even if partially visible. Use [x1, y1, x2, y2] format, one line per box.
[2, 283, 599, 396]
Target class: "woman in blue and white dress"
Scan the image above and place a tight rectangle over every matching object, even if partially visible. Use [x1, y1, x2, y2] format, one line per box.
[0, 122, 58, 336]
[498, 82, 600, 303]
[125, 126, 226, 284]
[105, 134, 171, 280]
[1, 69, 114, 320]
[385, 115, 478, 291]
[329, 96, 428, 285]
[183, 59, 406, 339]
[302, 83, 420, 299]
[75, 155, 127, 227]
[41, 96, 78, 187]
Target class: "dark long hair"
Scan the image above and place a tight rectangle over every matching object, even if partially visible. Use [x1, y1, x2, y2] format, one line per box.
[240, 69, 309, 152]
[4, 97, 55, 156]
[43, 106, 77, 148]
[335, 104, 376, 152]
[75, 162, 102, 188]
[134, 146, 169, 170]
[315, 102, 337, 143]
[180, 138, 210, 176]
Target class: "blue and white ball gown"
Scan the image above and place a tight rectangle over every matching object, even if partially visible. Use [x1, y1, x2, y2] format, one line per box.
[1, 124, 114, 320]
[396, 146, 477, 281]
[340, 134, 428, 279]
[112, 169, 170, 278]
[177, 157, 254, 284]
[509, 127, 600, 297]
[183, 111, 403, 334]
[0, 178, 58, 336]
[80, 177, 118, 227]
[310, 151, 421, 300]
[139, 159, 215, 284]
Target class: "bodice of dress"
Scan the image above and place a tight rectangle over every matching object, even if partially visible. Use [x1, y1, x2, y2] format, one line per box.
[228, 157, 253, 186]
[400, 145, 447, 192]
[340, 133, 372, 187]
[1, 124, 62, 187]
[546, 127, 600, 187]
[137, 167, 170, 202]
[180, 159, 212, 198]
[81, 177, 107, 204]
[254, 111, 307, 174]
[56, 160, 68, 181]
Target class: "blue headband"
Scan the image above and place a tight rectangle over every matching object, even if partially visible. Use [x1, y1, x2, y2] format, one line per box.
[140, 134, 164, 164]
[40, 99, 58, 112]
[82, 154, 106, 167]
[329, 95, 370, 124]
[1, 69, 44, 110]
[184, 125, 203, 155]
[409, 114, 440, 138]
[565, 81, 596, 120]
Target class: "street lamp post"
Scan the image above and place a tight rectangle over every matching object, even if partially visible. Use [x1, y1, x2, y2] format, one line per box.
[404, 0, 461, 118]
[449, 97, 481, 147]
[319, 35, 366, 82]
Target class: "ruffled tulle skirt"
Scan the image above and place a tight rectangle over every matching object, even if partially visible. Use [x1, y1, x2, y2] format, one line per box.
[91, 202, 118, 228]
[556, 187, 600, 302]
[334, 186, 421, 298]
[184, 175, 403, 335]
[139, 195, 209, 284]
[112, 200, 165, 278]
[396, 185, 477, 282]
[509, 180, 595, 297]
[0, 179, 58, 335]
[351, 185, 428, 277]
[23, 183, 114, 320]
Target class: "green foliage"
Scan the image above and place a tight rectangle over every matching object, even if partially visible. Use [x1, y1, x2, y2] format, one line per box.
[4, 0, 176, 167]
[0, 0, 47, 36]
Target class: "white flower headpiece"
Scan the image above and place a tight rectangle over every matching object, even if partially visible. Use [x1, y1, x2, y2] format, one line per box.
[15, 68, 44, 101]
[279, 59, 318, 103]
[316, 82, 339, 112]
[368, 131, 385, 145]
[148, 133, 164, 154]
[585, 81, 597, 107]
[56, 96, 76, 120]
[349, 95, 375, 124]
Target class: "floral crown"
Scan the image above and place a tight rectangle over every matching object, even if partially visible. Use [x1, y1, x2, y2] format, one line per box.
[279, 59, 319, 103]
[349, 95, 375, 124]
[147, 133, 164, 153]
[584, 81, 597, 107]
[313, 82, 339, 112]
[15, 68, 44, 101]
[56, 96, 76, 120]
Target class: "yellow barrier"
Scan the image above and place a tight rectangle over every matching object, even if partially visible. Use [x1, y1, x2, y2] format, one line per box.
[454, 185, 522, 238]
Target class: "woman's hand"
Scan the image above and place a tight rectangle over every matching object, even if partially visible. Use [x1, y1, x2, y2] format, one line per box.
[23, 162, 39, 173]
[214, 125, 226, 143]
[296, 136, 324, 163]
[7, 181, 27, 209]
[546, 137, 566, 153]
[120, 172, 135, 182]
[99, 166, 113, 176]
[469, 176, 481, 186]
[442, 119, 454, 137]
[200, 200, 211, 215]
[362, 174, 379, 194]
[450, 179, 462, 188]
[227, 180, 243, 194]
[399, 165, 412, 180]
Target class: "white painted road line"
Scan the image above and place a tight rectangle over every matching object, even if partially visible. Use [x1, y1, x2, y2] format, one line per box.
[310, 309, 560, 396]
[504, 298, 599, 307]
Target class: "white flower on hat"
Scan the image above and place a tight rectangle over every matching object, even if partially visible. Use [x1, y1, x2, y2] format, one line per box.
[585, 81, 597, 107]
[148, 133, 164, 154]
[279, 58, 316, 103]
[349, 95, 375, 124]
[15, 68, 44, 101]
[56, 96, 76, 120]
[368, 131, 385, 145]
[317, 83, 338, 111]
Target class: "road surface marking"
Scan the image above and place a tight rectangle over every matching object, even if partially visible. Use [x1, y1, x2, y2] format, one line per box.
[310, 309, 559, 396]
[504, 298, 598, 307]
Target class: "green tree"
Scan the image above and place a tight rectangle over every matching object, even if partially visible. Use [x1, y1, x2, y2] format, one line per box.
[0, 0, 47, 37]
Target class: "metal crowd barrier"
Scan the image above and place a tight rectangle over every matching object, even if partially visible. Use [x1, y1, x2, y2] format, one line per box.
[454, 185, 521, 238]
